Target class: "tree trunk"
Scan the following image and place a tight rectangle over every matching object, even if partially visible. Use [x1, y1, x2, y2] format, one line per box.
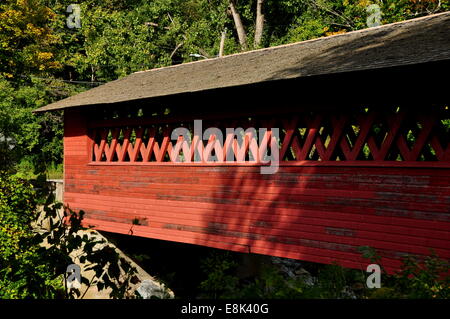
[219, 28, 227, 57]
[254, 0, 265, 47]
[229, 0, 248, 50]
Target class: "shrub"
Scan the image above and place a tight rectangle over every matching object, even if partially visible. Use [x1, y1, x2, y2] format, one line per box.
[0, 173, 63, 298]
[0, 172, 139, 299]
[384, 253, 449, 299]
[199, 251, 239, 299]
[359, 246, 450, 299]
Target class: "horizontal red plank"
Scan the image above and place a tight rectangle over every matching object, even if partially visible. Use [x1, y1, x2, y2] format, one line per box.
[65, 183, 449, 215]
[63, 153, 450, 273]
[63, 180, 447, 206]
[65, 161, 450, 176]
[71, 201, 450, 254]
[64, 166, 450, 190]
[84, 160, 450, 168]
[65, 172, 450, 199]
[65, 152, 88, 157]
[64, 193, 450, 239]
[64, 191, 450, 232]
[65, 170, 450, 194]
[64, 174, 450, 207]
[81, 217, 402, 274]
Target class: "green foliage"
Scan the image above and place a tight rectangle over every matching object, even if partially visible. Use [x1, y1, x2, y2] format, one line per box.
[0, 0, 62, 79]
[0, 174, 37, 260]
[0, 75, 81, 175]
[198, 248, 450, 299]
[236, 263, 307, 299]
[366, 252, 450, 299]
[47, 0, 450, 84]
[381, 0, 450, 23]
[359, 246, 450, 299]
[0, 173, 64, 298]
[44, 162, 64, 180]
[0, 173, 139, 299]
[13, 158, 39, 180]
[395, 253, 450, 298]
[199, 251, 239, 298]
[358, 245, 382, 265]
[198, 252, 361, 299]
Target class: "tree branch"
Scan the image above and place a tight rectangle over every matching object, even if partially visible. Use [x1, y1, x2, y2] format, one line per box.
[309, 0, 355, 30]
[169, 42, 184, 59]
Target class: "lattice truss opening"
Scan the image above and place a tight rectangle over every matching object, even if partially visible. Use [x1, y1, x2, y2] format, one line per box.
[89, 105, 449, 163]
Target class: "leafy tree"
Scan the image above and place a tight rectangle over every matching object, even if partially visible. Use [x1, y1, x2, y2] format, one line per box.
[45, 0, 233, 81]
[31, 0, 449, 84]
[0, 0, 79, 175]
[0, 76, 81, 175]
[0, 0, 62, 80]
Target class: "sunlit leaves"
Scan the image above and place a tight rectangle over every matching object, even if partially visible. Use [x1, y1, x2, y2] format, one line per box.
[0, 0, 62, 78]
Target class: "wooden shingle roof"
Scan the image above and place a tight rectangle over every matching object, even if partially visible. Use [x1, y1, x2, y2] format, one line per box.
[35, 11, 450, 112]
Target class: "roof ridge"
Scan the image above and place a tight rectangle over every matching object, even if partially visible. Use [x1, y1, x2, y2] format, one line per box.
[133, 11, 450, 75]
[34, 11, 450, 112]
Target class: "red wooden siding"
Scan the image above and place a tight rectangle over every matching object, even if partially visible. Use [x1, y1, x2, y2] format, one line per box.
[64, 107, 450, 274]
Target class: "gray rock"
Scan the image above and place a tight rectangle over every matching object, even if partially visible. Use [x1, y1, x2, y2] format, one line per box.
[136, 279, 168, 299]
[270, 256, 316, 286]
[340, 286, 357, 299]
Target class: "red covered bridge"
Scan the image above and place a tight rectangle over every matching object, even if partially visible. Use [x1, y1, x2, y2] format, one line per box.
[36, 13, 450, 274]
